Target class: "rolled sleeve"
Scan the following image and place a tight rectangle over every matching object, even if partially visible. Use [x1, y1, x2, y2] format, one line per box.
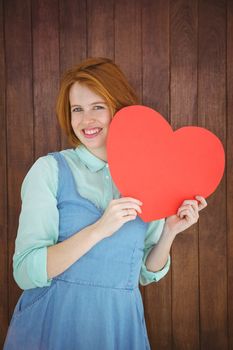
[139, 251, 170, 286]
[13, 246, 53, 290]
[139, 218, 171, 286]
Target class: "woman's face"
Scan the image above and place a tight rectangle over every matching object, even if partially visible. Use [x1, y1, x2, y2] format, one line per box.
[69, 82, 112, 161]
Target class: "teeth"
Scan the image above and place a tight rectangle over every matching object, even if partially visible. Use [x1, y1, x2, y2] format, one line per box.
[84, 128, 101, 135]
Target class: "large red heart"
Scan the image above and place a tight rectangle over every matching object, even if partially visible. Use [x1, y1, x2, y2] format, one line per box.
[106, 105, 225, 222]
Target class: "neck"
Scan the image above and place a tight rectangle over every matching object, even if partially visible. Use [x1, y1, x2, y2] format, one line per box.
[85, 146, 108, 162]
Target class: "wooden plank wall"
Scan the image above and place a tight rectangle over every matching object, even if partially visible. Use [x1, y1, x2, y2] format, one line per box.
[0, 0, 232, 349]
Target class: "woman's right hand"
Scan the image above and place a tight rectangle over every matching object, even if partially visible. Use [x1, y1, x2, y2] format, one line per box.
[96, 197, 143, 239]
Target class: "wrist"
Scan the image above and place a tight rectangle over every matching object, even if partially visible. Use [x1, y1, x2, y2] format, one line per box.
[90, 220, 106, 241]
[162, 224, 177, 240]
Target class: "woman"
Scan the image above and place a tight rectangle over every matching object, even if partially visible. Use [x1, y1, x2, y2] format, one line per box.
[4, 57, 207, 349]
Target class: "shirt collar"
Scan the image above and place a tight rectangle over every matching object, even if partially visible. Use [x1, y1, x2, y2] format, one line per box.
[74, 145, 107, 172]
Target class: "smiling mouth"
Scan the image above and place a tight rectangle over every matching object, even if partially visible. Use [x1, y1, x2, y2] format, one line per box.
[82, 128, 103, 138]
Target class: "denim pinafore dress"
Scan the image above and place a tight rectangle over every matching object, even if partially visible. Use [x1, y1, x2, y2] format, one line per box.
[4, 152, 151, 350]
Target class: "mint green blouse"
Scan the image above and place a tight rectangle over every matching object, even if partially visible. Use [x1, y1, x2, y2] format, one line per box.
[13, 145, 170, 290]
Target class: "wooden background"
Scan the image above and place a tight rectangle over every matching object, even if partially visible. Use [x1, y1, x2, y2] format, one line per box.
[0, 0, 232, 349]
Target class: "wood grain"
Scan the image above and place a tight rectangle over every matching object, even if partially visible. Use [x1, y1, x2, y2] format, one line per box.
[115, 0, 142, 99]
[32, 0, 60, 158]
[4, 0, 34, 321]
[227, 0, 233, 348]
[142, 1, 171, 349]
[198, 0, 228, 348]
[170, 1, 199, 349]
[87, 0, 114, 58]
[0, 0, 8, 348]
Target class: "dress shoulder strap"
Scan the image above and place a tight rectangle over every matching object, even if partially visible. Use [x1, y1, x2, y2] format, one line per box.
[47, 151, 77, 201]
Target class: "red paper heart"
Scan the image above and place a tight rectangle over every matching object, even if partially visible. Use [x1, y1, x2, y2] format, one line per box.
[106, 105, 225, 222]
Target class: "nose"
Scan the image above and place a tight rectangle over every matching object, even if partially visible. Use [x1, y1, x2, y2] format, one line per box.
[82, 111, 97, 127]
[83, 110, 96, 122]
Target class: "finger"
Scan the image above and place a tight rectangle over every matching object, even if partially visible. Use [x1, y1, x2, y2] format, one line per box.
[122, 208, 138, 217]
[181, 200, 200, 218]
[179, 208, 199, 222]
[123, 213, 137, 222]
[195, 195, 207, 210]
[182, 200, 199, 212]
[177, 204, 195, 217]
[179, 209, 194, 221]
[179, 206, 197, 218]
[120, 203, 142, 214]
[116, 197, 143, 206]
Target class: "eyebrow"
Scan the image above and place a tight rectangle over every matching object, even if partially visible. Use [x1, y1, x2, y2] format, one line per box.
[71, 101, 107, 107]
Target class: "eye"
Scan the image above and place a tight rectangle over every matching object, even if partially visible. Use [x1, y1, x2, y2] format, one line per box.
[94, 105, 104, 110]
[72, 107, 83, 112]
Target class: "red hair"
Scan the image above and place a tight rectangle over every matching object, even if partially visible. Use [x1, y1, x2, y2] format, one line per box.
[56, 57, 139, 146]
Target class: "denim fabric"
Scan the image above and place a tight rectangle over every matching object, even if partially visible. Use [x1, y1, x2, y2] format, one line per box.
[4, 152, 151, 350]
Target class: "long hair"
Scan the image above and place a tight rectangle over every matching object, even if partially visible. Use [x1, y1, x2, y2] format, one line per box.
[56, 57, 139, 146]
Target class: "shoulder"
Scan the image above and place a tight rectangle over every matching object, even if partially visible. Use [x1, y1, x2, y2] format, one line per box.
[23, 148, 76, 177]
[23, 154, 58, 184]
[21, 148, 77, 196]
[20, 152, 62, 199]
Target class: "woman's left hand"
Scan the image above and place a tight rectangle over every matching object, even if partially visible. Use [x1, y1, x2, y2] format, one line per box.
[164, 195, 208, 236]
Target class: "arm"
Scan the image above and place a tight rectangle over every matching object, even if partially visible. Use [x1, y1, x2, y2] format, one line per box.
[13, 156, 103, 289]
[13, 156, 109, 289]
[47, 222, 103, 279]
[145, 196, 208, 273]
[48, 196, 143, 278]
[13, 156, 59, 290]
[14, 155, 143, 289]
[13, 156, 106, 289]
[139, 219, 171, 286]
[145, 225, 175, 272]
